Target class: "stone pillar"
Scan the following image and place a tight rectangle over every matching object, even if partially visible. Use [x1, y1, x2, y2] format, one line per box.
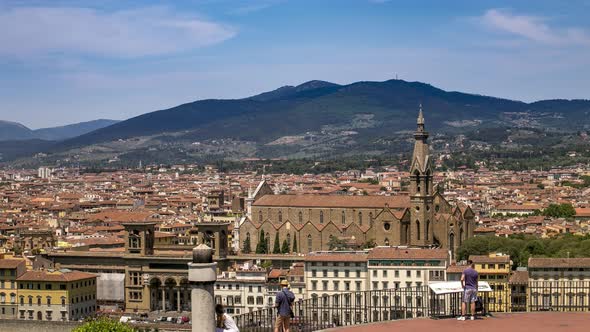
[161, 289, 166, 311]
[188, 244, 217, 332]
[177, 288, 181, 312]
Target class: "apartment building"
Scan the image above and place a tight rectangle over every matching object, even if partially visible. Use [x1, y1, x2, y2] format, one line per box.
[0, 258, 26, 319]
[16, 269, 97, 321]
[215, 267, 268, 314]
[305, 251, 369, 300]
[470, 254, 511, 311]
[528, 258, 590, 311]
[367, 247, 449, 291]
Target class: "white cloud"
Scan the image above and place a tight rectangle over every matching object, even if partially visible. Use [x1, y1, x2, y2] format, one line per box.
[481, 9, 590, 46]
[0, 6, 236, 58]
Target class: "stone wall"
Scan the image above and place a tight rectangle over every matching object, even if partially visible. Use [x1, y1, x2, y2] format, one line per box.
[0, 320, 80, 332]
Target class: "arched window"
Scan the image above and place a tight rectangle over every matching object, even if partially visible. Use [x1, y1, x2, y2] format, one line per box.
[416, 220, 421, 240]
[426, 220, 430, 241]
[341, 211, 346, 225]
[287, 233, 291, 247]
[425, 170, 431, 195]
[459, 228, 464, 245]
[258, 211, 262, 222]
[358, 212, 362, 226]
[307, 234, 312, 252]
[414, 170, 421, 194]
[299, 211, 303, 224]
[319, 211, 324, 224]
[246, 232, 250, 242]
[384, 238, 390, 246]
[278, 211, 283, 223]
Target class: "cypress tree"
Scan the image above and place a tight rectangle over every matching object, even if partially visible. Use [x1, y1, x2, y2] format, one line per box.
[243, 236, 251, 254]
[281, 239, 290, 254]
[273, 232, 281, 254]
[292, 233, 298, 253]
[256, 230, 266, 254]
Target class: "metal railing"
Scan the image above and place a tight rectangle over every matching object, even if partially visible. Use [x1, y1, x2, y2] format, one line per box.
[233, 282, 590, 331]
[234, 286, 464, 331]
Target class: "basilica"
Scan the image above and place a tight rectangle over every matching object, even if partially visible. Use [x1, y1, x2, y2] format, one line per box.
[239, 109, 475, 255]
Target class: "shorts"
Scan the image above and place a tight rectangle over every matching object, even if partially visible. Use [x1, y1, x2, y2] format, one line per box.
[463, 288, 477, 303]
[275, 315, 291, 330]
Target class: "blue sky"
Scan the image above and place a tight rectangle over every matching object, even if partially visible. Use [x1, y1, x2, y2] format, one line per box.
[0, 0, 589, 128]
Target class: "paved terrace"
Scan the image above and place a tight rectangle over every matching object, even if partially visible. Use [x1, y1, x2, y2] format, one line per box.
[325, 313, 590, 332]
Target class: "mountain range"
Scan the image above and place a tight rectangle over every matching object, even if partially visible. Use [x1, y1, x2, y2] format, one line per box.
[1, 79, 589, 166]
[0, 119, 120, 141]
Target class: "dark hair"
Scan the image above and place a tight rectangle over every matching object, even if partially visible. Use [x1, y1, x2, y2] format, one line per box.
[467, 259, 474, 266]
[215, 304, 224, 315]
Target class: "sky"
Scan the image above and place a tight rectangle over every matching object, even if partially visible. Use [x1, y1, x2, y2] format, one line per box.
[0, 0, 589, 128]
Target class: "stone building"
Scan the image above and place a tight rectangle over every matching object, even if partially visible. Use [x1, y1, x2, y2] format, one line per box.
[0, 258, 26, 319]
[240, 109, 475, 256]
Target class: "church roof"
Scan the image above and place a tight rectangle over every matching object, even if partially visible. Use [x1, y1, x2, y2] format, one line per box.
[253, 194, 410, 209]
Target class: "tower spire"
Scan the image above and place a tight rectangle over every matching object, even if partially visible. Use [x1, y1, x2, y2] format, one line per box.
[418, 103, 424, 125]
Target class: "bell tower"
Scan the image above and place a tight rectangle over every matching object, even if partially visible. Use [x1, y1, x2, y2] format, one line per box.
[409, 105, 434, 246]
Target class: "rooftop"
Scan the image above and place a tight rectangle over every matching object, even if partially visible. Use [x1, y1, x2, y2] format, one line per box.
[327, 312, 590, 332]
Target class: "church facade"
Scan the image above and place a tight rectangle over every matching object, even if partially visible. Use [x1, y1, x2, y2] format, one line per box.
[239, 109, 475, 256]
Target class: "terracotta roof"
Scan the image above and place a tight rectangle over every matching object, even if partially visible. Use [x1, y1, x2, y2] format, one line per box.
[529, 258, 590, 268]
[254, 194, 410, 208]
[0, 259, 25, 269]
[509, 271, 529, 284]
[469, 255, 510, 263]
[575, 208, 590, 217]
[17, 270, 96, 282]
[305, 252, 368, 262]
[446, 265, 469, 274]
[368, 247, 448, 260]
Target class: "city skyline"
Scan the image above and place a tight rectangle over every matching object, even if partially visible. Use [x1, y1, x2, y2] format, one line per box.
[0, 0, 589, 128]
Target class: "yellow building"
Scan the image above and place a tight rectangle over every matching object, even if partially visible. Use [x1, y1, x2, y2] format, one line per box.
[469, 254, 511, 312]
[16, 269, 97, 321]
[0, 258, 26, 319]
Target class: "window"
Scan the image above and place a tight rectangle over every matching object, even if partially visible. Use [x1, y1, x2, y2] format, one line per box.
[383, 270, 388, 277]
[382, 282, 389, 289]
[61, 297, 66, 306]
[60, 285, 66, 290]
[416, 270, 421, 277]
[312, 270, 317, 277]
[356, 281, 362, 291]
[307, 235, 313, 252]
[334, 270, 339, 278]
[312, 281, 317, 291]
[372, 282, 378, 290]
[345, 281, 350, 291]
[406, 270, 411, 278]
[416, 220, 421, 240]
[358, 212, 362, 226]
[395, 270, 399, 278]
[426, 220, 430, 241]
[299, 212, 303, 224]
[278, 211, 283, 223]
[45, 284, 52, 290]
[319, 211, 324, 224]
[373, 270, 377, 277]
[356, 270, 361, 278]
[10, 293, 15, 304]
[0, 293, 4, 303]
[46, 297, 51, 306]
[333, 281, 339, 291]
[20, 296, 24, 306]
[129, 272, 141, 286]
[323, 270, 328, 277]
[258, 211, 262, 222]
[344, 270, 350, 278]
[28, 296, 33, 306]
[341, 211, 346, 225]
[322, 281, 328, 291]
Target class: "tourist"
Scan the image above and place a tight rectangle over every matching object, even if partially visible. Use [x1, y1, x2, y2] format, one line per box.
[215, 304, 239, 332]
[274, 279, 295, 332]
[457, 259, 479, 321]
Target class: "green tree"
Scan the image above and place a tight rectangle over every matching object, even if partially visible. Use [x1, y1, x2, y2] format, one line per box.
[292, 233, 298, 253]
[73, 317, 135, 332]
[281, 239, 290, 254]
[255, 230, 267, 254]
[328, 235, 346, 251]
[261, 260, 273, 269]
[543, 203, 575, 218]
[273, 233, 281, 254]
[242, 235, 251, 254]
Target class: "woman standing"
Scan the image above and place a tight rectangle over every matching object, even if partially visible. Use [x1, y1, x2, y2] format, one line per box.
[215, 304, 239, 332]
